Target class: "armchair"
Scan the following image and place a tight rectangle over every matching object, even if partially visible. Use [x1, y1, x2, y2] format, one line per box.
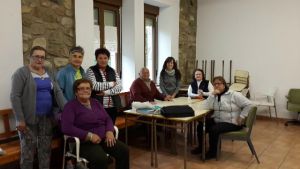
[285, 89, 300, 126]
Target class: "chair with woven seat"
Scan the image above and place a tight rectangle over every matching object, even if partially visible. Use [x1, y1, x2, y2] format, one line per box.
[285, 89, 300, 126]
[216, 106, 260, 163]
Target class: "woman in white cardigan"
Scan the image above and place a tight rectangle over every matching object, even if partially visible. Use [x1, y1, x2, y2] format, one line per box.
[191, 76, 253, 159]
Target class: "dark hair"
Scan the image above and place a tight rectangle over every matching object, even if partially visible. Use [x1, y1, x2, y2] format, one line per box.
[70, 46, 84, 55]
[160, 57, 181, 80]
[213, 76, 229, 90]
[30, 46, 46, 57]
[95, 48, 110, 60]
[73, 78, 93, 94]
[192, 69, 206, 82]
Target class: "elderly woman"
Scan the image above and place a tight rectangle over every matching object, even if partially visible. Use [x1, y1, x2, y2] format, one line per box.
[191, 76, 253, 159]
[61, 79, 129, 169]
[86, 48, 122, 124]
[187, 69, 213, 99]
[159, 56, 181, 99]
[56, 46, 85, 101]
[10, 46, 66, 169]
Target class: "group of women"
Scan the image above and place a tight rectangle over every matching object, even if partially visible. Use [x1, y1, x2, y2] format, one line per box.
[10, 45, 252, 169]
[11, 46, 128, 169]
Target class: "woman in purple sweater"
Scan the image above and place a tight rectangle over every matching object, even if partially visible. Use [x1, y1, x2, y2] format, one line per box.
[61, 79, 129, 169]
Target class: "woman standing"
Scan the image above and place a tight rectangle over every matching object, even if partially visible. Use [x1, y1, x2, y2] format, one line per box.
[56, 46, 85, 101]
[159, 57, 181, 99]
[187, 69, 213, 99]
[10, 46, 66, 169]
[86, 48, 122, 124]
[61, 79, 129, 169]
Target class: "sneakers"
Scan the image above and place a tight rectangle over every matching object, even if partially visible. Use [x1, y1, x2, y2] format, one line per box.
[191, 147, 202, 155]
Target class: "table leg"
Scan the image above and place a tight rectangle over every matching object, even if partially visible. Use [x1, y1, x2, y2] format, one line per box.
[151, 119, 154, 167]
[202, 116, 206, 161]
[184, 123, 188, 169]
[194, 121, 197, 145]
[154, 119, 158, 168]
[125, 113, 128, 144]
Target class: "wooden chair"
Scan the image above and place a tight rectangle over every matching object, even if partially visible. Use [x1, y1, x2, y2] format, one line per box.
[229, 70, 249, 92]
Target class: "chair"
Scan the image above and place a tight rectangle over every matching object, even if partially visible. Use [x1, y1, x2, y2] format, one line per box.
[229, 70, 249, 92]
[62, 126, 119, 169]
[284, 89, 300, 126]
[241, 88, 250, 98]
[216, 106, 260, 163]
[251, 87, 278, 120]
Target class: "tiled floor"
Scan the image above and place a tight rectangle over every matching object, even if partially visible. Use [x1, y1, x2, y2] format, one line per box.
[122, 119, 300, 169]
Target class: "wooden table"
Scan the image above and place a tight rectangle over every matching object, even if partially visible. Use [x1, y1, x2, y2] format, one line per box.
[124, 97, 210, 169]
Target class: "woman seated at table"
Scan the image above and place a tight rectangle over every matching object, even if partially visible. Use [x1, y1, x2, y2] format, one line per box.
[187, 69, 213, 99]
[191, 76, 253, 159]
[61, 79, 129, 169]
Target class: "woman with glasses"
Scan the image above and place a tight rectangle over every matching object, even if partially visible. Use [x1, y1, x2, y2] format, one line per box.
[191, 76, 253, 159]
[10, 46, 66, 169]
[159, 57, 181, 99]
[187, 69, 213, 99]
[61, 79, 129, 169]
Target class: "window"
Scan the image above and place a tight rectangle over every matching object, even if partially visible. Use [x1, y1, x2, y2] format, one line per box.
[94, 0, 122, 74]
[144, 4, 159, 82]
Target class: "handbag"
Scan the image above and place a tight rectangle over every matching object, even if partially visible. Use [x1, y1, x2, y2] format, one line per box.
[160, 105, 195, 118]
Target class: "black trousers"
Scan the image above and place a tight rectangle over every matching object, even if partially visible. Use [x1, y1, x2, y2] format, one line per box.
[197, 118, 242, 155]
[79, 140, 129, 169]
[105, 107, 118, 124]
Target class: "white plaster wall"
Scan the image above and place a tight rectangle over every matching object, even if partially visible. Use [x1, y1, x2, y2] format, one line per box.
[152, 0, 180, 82]
[75, 0, 94, 70]
[197, 0, 300, 119]
[0, 0, 23, 109]
[0, 0, 23, 132]
[122, 0, 144, 91]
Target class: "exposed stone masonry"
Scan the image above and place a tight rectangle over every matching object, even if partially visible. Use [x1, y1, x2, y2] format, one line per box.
[22, 0, 75, 69]
[178, 0, 197, 85]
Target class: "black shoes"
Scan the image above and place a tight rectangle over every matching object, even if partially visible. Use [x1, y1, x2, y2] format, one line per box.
[205, 152, 216, 160]
[191, 147, 216, 160]
[191, 147, 202, 155]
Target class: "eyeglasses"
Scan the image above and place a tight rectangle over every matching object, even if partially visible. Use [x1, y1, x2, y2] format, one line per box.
[77, 87, 91, 91]
[32, 55, 46, 61]
[213, 82, 223, 86]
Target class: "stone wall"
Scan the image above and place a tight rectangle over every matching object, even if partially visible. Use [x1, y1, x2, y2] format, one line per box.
[178, 0, 197, 84]
[22, 0, 75, 69]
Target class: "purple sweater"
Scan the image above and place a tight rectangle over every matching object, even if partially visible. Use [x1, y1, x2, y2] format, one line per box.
[61, 99, 114, 140]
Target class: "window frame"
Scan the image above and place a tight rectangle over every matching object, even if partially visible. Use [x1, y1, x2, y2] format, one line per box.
[94, 0, 122, 75]
[144, 4, 159, 82]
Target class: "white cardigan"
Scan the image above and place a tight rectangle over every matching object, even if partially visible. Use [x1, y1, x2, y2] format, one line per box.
[205, 90, 253, 125]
